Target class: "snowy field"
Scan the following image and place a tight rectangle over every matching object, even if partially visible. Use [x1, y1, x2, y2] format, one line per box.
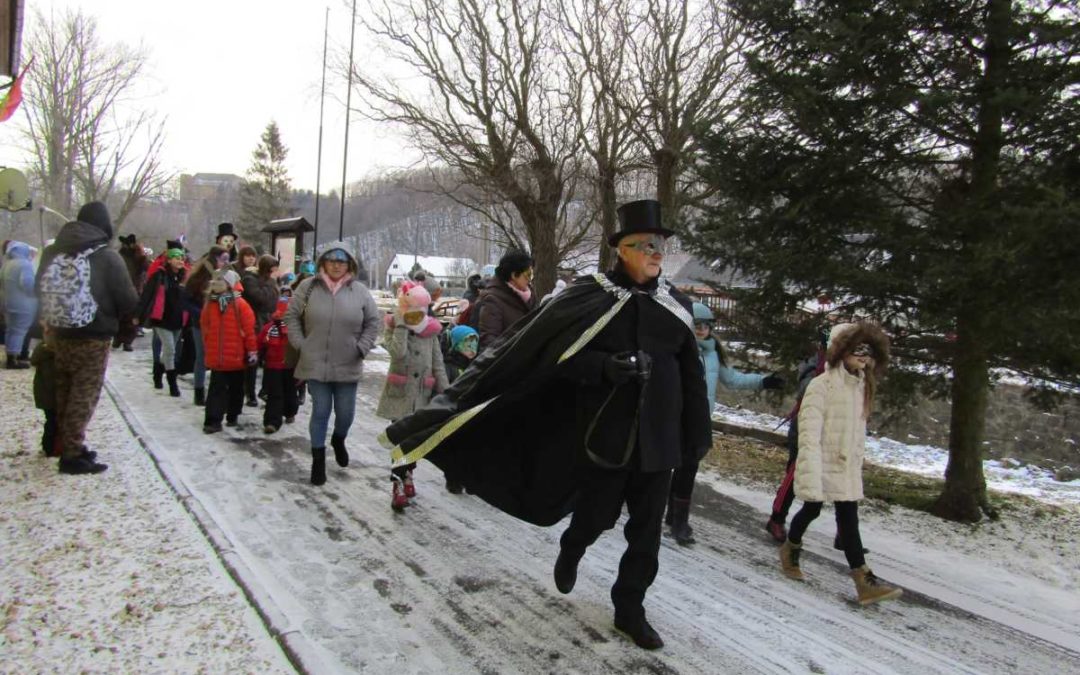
[1, 340, 1078, 674]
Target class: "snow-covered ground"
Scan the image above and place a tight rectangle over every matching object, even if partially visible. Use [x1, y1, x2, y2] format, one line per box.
[713, 403, 1080, 507]
[2, 341, 1078, 674]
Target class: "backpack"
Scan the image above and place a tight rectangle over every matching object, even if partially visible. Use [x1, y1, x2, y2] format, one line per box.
[38, 245, 106, 328]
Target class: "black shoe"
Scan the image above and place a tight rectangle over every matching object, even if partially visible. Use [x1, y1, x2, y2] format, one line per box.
[59, 455, 108, 475]
[246, 397, 259, 407]
[553, 549, 581, 594]
[263, 425, 279, 434]
[257, 390, 268, 402]
[668, 497, 695, 546]
[834, 533, 870, 555]
[203, 423, 223, 434]
[6, 354, 29, 369]
[445, 477, 464, 494]
[284, 415, 295, 424]
[193, 387, 206, 407]
[122, 343, 134, 352]
[78, 446, 98, 462]
[614, 614, 664, 650]
[225, 418, 238, 428]
[311, 447, 327, 486]
[152, 362, 165, 389]
[112, 338, 122, 349]
[331, 434, 349, 467]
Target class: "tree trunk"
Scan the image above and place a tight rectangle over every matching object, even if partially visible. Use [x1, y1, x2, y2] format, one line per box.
[932, 310, 991, 522]
[597, 168, 618, 272]
[521, 201, 559, 298]
[932, 0, 1011, 523]
[654, 148, 679, 230]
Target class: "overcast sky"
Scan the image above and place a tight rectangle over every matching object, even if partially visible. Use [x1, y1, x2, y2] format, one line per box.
[0, 0, 414, 193]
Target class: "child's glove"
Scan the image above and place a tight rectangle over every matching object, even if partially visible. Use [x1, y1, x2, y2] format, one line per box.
[246, 351, 259, 366]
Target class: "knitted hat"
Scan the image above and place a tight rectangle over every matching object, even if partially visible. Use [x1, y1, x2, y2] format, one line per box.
[692, 302, 714, 322]
[450, 325, 479, 352]
[398, 280, 431, 311]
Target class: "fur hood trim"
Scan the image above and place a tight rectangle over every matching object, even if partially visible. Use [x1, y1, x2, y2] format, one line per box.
[826, 322, 890, 378]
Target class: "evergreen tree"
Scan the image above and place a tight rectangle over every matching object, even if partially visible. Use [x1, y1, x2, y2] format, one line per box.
[694, 0, 1080, 522]
[238, 121, 293, 243]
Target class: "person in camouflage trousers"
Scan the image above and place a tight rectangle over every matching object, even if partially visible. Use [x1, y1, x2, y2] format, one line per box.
[36, 202, 138, 475]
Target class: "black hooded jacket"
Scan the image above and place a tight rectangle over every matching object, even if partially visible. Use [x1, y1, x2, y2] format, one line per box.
[36, 220, 138, 340]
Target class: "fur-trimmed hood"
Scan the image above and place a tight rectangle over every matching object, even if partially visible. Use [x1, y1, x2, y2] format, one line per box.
[826, 322, 890, 378]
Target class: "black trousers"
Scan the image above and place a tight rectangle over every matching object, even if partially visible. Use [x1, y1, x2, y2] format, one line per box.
[205, 370, 246, 425]
[788, 500, 866, 569]
[669, 459, 698, 501]
[244, 365, 258, 401]
[560, 465, 671, 619]
[262, 367, 299, 428]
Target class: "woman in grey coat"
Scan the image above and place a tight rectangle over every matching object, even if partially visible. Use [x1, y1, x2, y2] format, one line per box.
[285, 242, 381, 486]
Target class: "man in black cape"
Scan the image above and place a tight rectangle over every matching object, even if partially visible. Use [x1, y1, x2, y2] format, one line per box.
[381, 199, 712, 650]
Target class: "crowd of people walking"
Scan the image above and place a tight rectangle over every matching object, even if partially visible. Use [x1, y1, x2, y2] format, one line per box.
[4, 197, 903, 655]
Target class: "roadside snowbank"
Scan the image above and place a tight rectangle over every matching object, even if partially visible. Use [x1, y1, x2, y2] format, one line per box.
[713, 402, 1080, 508]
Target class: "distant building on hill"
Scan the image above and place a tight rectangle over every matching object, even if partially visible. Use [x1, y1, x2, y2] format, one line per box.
[384, 253, 478, 291]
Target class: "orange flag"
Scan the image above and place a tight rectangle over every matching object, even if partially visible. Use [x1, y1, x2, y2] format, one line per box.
[0, 64, 29, 123]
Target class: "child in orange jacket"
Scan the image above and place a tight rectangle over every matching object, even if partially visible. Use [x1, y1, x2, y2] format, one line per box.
[200, 270, 256, 433]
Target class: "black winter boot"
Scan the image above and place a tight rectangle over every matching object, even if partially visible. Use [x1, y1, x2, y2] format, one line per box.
[669, 497, 695, 546]
[6, 353, 29, 369]
[614, 612, 664, 650]
[553, 548, 583, 594]
[193, 387, 206, 407]
[331, 434, 349, 467]
[311, 447, 327, 486]
[152, 362, 165, 389]
[166, 370, 181, 397]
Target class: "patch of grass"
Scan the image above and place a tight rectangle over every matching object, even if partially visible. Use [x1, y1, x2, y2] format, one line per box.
[701, 432, 1057, 518]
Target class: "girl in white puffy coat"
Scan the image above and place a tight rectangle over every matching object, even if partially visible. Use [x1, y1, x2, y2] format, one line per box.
[778, 322, 903, 606]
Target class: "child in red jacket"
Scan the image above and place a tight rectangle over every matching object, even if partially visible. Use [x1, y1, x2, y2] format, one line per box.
[200, 270, 257, 433]
[259, 297, 299, 434]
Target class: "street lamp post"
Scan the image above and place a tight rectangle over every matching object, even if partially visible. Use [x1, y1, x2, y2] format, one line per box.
[38, 205, 70, 249]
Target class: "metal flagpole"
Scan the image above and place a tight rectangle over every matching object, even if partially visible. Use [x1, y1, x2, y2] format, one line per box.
[312, 6, 329, 258]
[339, 0, 357, 241]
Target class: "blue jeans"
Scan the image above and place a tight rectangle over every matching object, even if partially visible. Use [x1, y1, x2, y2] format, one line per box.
[307, 380, 358, 449]
[4, 310, 34, 355]
[191, 326, 206, 389]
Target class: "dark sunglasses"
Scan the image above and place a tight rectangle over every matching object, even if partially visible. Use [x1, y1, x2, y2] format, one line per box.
[851, 344, 873, 357]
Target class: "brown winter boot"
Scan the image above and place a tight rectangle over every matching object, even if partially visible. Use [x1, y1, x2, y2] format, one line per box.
[851, 565, 902, 606]
[779, 540, 804, 580]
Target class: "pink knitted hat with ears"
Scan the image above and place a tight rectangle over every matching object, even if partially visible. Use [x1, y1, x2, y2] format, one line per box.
[398, 280, 432, 311]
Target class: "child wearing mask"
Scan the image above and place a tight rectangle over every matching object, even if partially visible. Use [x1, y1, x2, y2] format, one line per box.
[440, 324, 479, 494]
[665, 303, 784, 545]
[259, 296, 299, 434]
[779, 322, 901, 606]
[376, 281, 450, 511]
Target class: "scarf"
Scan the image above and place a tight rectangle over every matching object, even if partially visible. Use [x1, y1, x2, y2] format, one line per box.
[208, 289, 235, 312]
[510, 283, 532, 305]
[319, 271, 352, 296]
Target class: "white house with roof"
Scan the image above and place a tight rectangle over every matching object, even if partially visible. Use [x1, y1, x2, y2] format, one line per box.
[384, 254, 478, 290]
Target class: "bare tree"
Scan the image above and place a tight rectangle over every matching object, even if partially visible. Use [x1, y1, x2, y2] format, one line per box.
[350, 0, 588, 295]
[21, 8, 170, 228]
[623, 0, 748, 229]
[557, 0, 644, 272]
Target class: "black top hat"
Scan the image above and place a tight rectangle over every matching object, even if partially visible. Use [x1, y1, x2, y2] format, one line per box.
[166, 239, 183, 250]
[608, 199, 675, 246]
[118, 233, 137, 246]
[216, 222, 236, 240]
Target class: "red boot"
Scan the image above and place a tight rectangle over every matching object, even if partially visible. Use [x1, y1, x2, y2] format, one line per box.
[392, 478, 409, 512]
[404, 470, 417, 498]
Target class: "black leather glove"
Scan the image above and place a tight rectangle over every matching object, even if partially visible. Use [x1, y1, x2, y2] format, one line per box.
[762, 372, 785, 390]
[602, 351, 640, 385]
